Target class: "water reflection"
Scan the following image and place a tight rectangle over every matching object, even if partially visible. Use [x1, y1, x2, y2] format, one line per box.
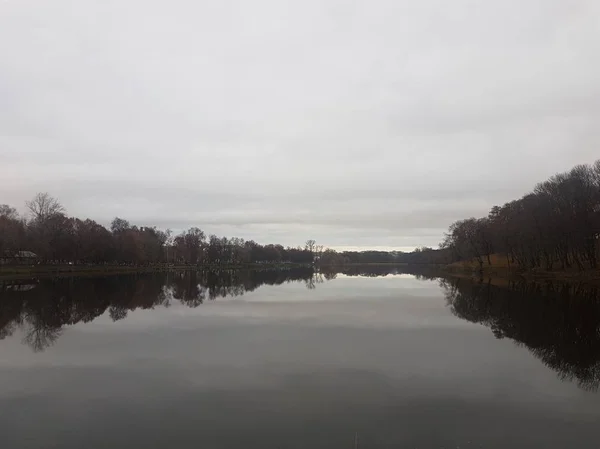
[2, 267, 600, 394]
[441, 277, 600, 391]
[322, 265, 439, 279]
[0, 268, 314, 352]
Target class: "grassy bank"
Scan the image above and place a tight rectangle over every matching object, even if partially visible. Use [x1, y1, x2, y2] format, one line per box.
[444, 254, 600, 282]
[0, 262, 313, 280]
[0, 264, 182, 280]
[4, 259, 599, 283]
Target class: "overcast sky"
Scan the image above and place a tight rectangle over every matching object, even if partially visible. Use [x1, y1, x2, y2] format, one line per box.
[1, 0, 599, 250]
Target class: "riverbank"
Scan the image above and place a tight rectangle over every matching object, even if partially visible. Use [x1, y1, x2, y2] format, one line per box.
[0, 263, 313, 280]
[443, 262, 600, 282]
[3, 261, 599, 283]
[0, 261, 414, 277]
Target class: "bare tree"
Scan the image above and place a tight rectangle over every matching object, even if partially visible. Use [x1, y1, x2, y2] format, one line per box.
[305, 239, 317, 263]
[22, 320, 63, 353]
[305, 240, 316, 253]
[315, 244, 324, 261]
[26, 193, 65, 222]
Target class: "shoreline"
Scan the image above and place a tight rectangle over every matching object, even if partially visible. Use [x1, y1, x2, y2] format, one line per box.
[0, 263, 313, 280]
[440, 264, 600, 283]
[2, 262, 599, 283]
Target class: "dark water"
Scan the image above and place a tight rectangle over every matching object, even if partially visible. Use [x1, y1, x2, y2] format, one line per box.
[1, 268, 599, 448]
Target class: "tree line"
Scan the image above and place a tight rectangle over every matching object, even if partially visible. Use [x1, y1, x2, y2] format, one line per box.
[0, 193, 318, 266]
[442, 160, 600, 271]
[0, 193, 447, 267]
[6, 159, 598, 270]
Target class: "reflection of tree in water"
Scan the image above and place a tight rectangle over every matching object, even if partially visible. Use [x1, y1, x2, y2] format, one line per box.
[22, 319, 62, 353]
[169, 271, 206, 306]
[0, 267, 315, 352]
[304, 273, 325, 289]
[322, 271, 337, 281]
[108, 305, 128, 322]
[442, 277, 600, 391]
[0, 322, 17, 340]
[0, 266, 448, 353]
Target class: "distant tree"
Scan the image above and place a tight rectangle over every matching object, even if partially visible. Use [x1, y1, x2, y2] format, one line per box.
[184, 227, 206, 264]
[318, 248, 345, 266]
[75, 219, 115, 263]
[110, 217, 130, 233]
[0, 204, 18, 220]
[26, 193, 65, 223]
[305, 239, 317, 262]
[0, 204, 25, 256]
[25, 194, 68, 261]
[305, 240, 316, 252]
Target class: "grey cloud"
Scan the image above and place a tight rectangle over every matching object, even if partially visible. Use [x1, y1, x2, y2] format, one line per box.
[1, 0, 599, 249]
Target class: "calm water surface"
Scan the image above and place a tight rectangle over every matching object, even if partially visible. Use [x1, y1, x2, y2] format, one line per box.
[1, 268, 599, 448]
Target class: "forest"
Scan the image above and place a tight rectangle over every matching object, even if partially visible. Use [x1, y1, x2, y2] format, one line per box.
[0, 193, 427, 267]
[441, 159, 600, 271]
[0, 193, 316, 266]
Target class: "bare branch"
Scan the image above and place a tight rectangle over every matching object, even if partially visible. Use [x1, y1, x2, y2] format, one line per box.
[26, 193, 65, 222]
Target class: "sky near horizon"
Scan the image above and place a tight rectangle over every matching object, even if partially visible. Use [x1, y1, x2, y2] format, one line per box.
[1, 0, 599, 251]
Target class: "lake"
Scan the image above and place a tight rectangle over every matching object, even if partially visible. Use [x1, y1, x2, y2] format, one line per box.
[1, 268, 599, 448]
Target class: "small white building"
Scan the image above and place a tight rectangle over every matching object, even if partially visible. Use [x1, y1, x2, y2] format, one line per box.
[1, 251, 39, 265]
